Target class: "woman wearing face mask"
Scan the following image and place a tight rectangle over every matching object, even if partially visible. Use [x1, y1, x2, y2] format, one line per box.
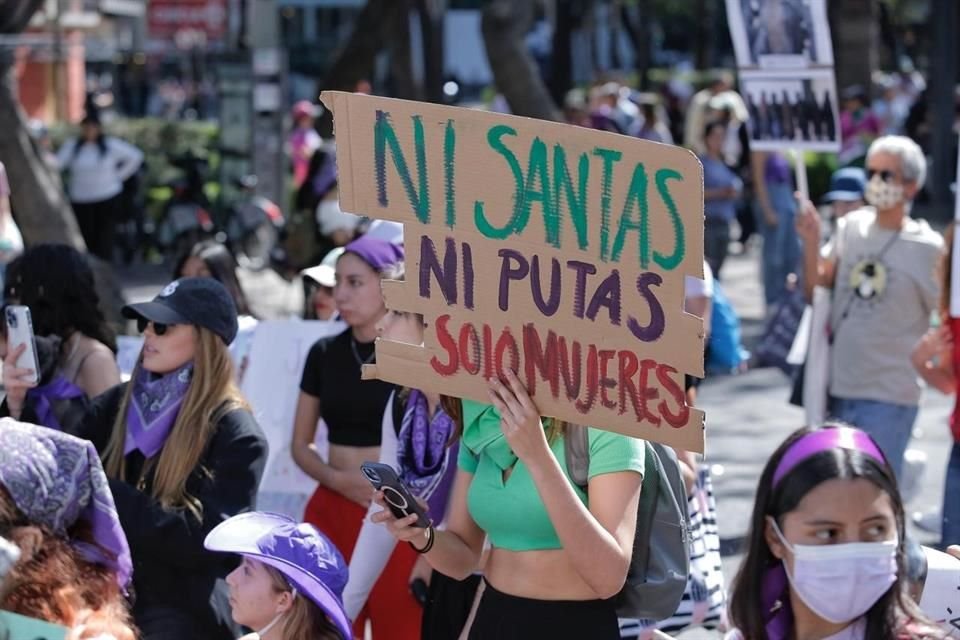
[343, 297, 476, 639]
[204, 512, 353, 640]
[291, 236, 419, 639]
[75, 277, 269, 640]
[727, 424, 938, 640]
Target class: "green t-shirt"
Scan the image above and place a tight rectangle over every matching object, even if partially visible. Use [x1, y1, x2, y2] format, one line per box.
[458, 419, 645, 551]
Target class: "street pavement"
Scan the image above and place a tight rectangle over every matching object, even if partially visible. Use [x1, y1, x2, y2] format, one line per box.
[119, 247, 953, 639]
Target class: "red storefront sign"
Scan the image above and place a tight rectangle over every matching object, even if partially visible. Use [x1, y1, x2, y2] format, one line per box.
[147, 0, 228, 42]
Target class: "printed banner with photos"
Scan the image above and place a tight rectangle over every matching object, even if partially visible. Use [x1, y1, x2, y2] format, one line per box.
[724, 0, 841, 152]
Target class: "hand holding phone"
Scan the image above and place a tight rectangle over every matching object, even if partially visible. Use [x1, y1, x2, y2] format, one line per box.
[361, 462, 430, 528]
[3, 306, 39, 390]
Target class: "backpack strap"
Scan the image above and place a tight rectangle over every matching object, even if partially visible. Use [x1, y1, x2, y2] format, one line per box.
[564, 424, 590, 488]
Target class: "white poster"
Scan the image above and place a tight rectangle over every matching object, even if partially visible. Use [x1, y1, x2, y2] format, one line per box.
[725, 0, 841, 153]
[739, 69, 841, 152]
[240, 319, 345, 518]
[725, 0, 834, 70]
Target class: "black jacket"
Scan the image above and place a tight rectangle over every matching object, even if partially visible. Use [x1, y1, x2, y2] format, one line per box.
[77, 384, 269, 640]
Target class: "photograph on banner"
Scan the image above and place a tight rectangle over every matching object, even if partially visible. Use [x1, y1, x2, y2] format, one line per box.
[725, 0, 834, 70]
[240, 319, 345, 517]
[741, 69, 840, 152]
[322, 91, 707, 452]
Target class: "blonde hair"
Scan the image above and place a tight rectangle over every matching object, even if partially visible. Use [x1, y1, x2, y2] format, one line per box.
[104, 327, 248, 521]
[264, 565, 342, 640]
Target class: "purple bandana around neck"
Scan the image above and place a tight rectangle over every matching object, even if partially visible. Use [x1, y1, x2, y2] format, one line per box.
[26, 375, 85, 432]
[0, 418, 133, 587]
[124, 363, 194, 458]
[396, 390, 458, 521]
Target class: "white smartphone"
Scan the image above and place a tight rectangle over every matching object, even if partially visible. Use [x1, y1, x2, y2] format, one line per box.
[5, 305, 39, 385]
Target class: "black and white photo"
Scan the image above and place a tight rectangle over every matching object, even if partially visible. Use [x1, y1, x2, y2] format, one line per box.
[740, 70, 841, 151]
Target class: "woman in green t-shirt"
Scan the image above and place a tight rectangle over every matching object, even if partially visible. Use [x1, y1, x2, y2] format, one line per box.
[371, 369, 645, 639]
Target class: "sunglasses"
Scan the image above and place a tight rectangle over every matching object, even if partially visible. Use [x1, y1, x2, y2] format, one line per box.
[137, 318, 172, 336]
[866, 168, 897, 183]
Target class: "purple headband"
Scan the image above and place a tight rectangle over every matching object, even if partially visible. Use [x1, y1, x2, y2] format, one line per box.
[772, 426, 886, 488]
[763, 426, 887, 639]
[342, 235, 404, 273]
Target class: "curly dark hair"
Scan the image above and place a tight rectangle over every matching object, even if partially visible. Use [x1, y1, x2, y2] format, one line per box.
[3, 244, 116, 353]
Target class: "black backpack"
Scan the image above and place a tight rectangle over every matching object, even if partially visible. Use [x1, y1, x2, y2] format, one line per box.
[564, 426, 691, 621]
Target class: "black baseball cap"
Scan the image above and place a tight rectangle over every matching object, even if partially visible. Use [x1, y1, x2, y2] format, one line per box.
[122, 277, 239, 344]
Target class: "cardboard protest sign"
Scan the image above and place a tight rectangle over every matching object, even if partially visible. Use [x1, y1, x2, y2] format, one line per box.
[323, 91, 706, 452]
[724, 0, 841, 153]
[240, 319, 345, 517]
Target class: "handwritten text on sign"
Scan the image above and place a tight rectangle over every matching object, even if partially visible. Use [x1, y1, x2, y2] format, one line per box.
[323, 92, 706, 452]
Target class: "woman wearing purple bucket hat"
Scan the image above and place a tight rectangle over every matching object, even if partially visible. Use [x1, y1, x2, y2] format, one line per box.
[204, 511, 352, 640]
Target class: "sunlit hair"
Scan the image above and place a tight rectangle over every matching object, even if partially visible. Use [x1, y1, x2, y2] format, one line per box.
[103, 327, 248, 521]
[263, 563, 342, 640]
[0, 489, 136, 638]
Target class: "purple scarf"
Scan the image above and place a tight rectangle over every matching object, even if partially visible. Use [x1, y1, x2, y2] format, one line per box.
[396, 390, 458, 521]
[762, 564, 793, 639]
[0, 418, 133, 586]
[26, 375, 85, 432]
[124, 363, 193, 458]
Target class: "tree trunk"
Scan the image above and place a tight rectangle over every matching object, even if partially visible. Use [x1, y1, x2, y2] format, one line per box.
[317, 0, 413, 135]
[621, 0, 653, 90]
[417, 0, 446, 103]
[388, 1, 420, 101]
[548, 0, 575, 105]
[830, 0, 878, 97]
[481, 0, 561, 121]
[0, 51, 83, 248]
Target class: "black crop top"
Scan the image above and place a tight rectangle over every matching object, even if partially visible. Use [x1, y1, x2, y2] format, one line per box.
[299, 329, 395, 447]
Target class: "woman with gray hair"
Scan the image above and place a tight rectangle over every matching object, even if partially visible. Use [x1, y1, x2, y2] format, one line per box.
[796, 135, 943, 479]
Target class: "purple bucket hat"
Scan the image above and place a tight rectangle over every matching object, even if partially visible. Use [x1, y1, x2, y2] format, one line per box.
[0, 418, 133, 587]
[205, 512, 351, 639]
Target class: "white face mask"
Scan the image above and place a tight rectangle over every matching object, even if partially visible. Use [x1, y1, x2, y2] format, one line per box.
[864, 175, 905, 210]
[770, 518, 898, 624]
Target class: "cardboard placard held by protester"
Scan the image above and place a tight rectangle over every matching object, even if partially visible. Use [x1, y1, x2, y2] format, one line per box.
[323, 92, 706, 452]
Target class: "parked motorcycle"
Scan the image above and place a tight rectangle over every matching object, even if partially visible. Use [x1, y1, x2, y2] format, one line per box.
[223, 175, 285, 272]
[156, 153, 215, 259]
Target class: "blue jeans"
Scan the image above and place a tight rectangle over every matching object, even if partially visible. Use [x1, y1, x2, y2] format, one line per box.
[942, 443, 960, 547]
[828, 396, 919, 479]
[756, 182, 800, 307]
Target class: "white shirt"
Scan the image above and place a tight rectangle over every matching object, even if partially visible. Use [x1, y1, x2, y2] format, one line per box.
[57, 137, 144, 203]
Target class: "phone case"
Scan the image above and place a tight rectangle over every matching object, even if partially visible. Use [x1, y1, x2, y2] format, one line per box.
[5, 306, 38, 385]
[361, 462, 430, 527]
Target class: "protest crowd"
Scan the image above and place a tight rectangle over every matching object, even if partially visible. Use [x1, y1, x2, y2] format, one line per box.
[2, 3, 960, 640]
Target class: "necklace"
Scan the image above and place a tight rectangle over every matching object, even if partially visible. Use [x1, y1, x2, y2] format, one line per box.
[350, 336, 376, 367]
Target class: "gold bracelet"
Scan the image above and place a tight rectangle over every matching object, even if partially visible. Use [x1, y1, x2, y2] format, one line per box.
[408, 525, 435, 554]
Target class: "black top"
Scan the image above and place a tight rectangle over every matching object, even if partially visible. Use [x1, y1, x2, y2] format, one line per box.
[76, 384, 269, 640]
[299, 329, 395, 447]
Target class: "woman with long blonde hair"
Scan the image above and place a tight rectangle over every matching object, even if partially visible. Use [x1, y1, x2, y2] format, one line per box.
[76, 277, 269, 640]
